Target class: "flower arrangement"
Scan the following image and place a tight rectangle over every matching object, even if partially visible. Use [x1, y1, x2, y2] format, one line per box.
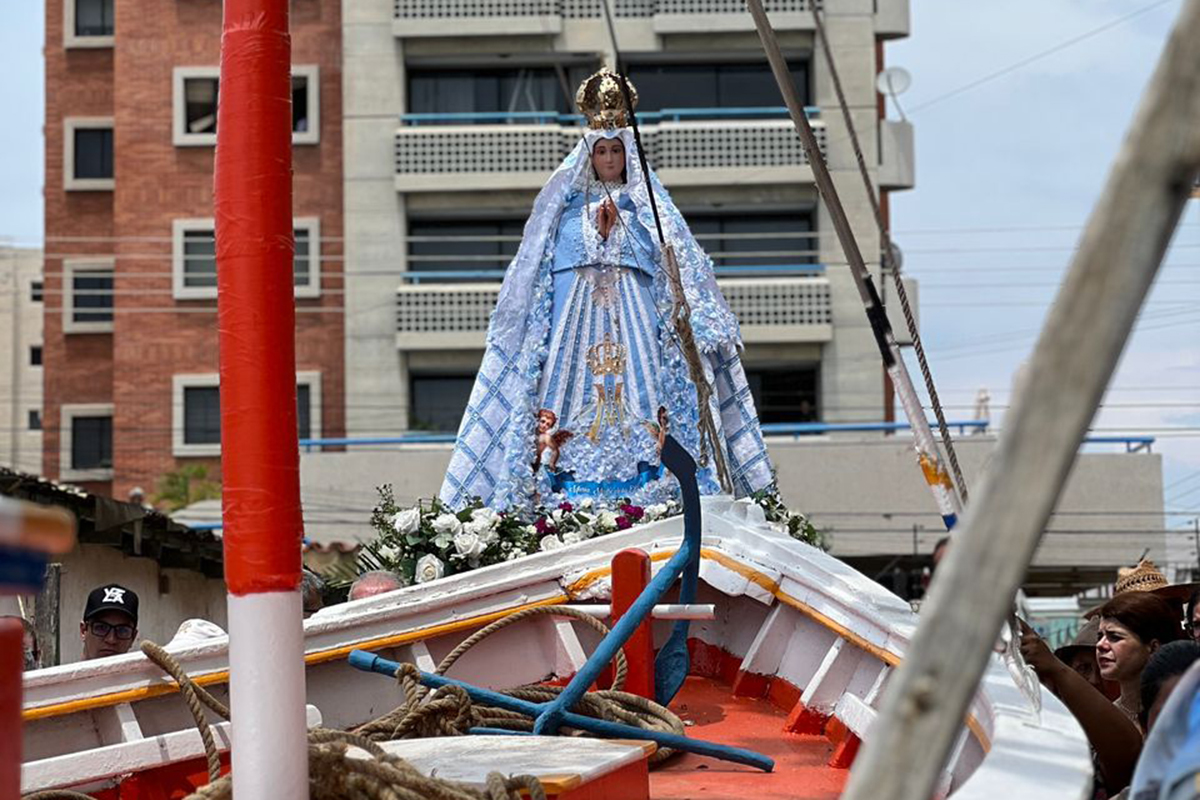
[350, 484, 822, 587]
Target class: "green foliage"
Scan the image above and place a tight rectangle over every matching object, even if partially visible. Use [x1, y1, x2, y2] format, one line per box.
[153, 464, 221, 512]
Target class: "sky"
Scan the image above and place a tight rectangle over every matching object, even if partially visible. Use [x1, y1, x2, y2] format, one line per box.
[1, 1, 1197, 525]
[886, 0, 1200, 534]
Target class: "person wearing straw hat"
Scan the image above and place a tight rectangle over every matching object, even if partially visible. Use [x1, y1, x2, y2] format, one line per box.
[1085, 560, 1199, 630]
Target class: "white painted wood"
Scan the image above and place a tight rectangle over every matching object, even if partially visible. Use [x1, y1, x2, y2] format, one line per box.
[549, 617, 588, 676]
[114, 703, 143, 742]
[227, 591, 309, 800]
[833, 693, 876, 740]
[22, 706, 322, 792]
[840, 5, 1200, 798]
[409, 639, 436, 673]
[370, 736, 650, 788]
[569, 603, 716, 620]
[801, 638, 864, 714]
[864, 665, 890, 706]
[736, 604, 793, 679]
[935, 728, 970, 800]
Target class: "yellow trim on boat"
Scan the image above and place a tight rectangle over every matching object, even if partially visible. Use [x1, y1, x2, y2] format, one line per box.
[22, 595, 569, 722]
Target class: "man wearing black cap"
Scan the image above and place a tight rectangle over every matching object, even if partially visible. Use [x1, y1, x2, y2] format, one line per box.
[80, 583, 139, 660]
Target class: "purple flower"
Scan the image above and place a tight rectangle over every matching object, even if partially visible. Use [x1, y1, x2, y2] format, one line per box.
[535, 516, 555, 535]
[558, 502, 574, 512]
[615, 516, 632, 530]
[620, 504, 644, 521]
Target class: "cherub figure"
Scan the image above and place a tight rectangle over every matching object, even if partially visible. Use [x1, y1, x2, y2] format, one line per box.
[534, 408, 573, 472]
[642, 405, 669, 456]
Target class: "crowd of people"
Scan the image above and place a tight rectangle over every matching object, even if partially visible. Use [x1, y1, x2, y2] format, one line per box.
[1018, 560, 1200, 799]
[5, 566, 409, 670]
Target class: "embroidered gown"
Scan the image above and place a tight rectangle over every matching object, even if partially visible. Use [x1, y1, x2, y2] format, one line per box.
[534, 184, 665, 498]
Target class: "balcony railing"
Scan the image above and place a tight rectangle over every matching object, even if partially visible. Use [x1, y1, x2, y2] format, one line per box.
[396, 271, 833, 348]
[394, 107, 826, 191]
[393, 0, 823, 34]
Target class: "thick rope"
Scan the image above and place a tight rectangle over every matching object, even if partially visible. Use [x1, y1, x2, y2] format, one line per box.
[132, 640, 548, 800]
[809, 5, 969, 504]
[140, 641, 227, 782]
[356, 605, 685, 764]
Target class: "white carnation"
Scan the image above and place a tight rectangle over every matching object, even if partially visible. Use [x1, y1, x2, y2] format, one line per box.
[596, 511, 619, 530]
[522, 524, 539, 536]
[391, 507, 421, 535]
[580, 498, 594, 510]
[644, 503, 668, 520]
[560, 532, 582, 547]
[414, 554, 445, 584]
[539, 535, 564, 552]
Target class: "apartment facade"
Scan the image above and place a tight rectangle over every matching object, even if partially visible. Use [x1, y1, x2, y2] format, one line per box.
[344, 0, 915, 438]
[0, 247, 45, 475]
[44, 0, 345, 498]
[45, 0, 910, 495]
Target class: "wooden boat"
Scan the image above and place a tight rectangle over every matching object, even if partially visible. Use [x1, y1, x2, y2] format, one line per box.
[21, 496, 1092, 799]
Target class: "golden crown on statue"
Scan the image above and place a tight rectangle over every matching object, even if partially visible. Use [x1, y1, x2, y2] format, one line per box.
[576, 69, 638, 130]
[586, 334, 627, 376]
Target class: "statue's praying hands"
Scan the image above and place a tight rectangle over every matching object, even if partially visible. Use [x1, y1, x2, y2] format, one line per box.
[596, 197, 618, 240]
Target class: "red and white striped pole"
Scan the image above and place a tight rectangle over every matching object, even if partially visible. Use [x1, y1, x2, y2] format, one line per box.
[214, 1, 308, 797]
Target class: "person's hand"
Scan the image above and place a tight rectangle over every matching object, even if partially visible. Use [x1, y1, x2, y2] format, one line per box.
[1018, 618, 1065, 681]
[597, 199, 618, 240]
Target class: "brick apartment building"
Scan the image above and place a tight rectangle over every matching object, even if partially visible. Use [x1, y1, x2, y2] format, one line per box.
[44, 0, 344, 498]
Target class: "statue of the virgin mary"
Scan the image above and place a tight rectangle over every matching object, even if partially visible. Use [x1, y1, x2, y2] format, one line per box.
[440, 70, 774, 511]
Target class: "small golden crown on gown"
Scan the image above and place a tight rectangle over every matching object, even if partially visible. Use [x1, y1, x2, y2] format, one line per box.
[586, 334, 627, 376]
[576, 69, 638, 130]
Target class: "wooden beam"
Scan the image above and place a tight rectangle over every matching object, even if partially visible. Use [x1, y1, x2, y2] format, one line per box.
[841, 5, 1200, 800]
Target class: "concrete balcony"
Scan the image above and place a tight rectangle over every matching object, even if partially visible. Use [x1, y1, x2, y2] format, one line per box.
[878, 119, 914, 190]
[392, 0, 826, 37]
[394, 110, 826, 192]
[396, 274, 832, 350]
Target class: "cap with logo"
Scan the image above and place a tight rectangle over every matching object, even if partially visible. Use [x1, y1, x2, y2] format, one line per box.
[83, 584, 139, 626]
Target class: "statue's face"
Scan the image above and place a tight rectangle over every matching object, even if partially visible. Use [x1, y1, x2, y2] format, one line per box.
[592, 138, 625, 183]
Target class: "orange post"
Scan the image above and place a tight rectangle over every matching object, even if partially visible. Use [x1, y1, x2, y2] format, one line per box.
[0, 617, 21, 800]
[611, 548, 655, 699]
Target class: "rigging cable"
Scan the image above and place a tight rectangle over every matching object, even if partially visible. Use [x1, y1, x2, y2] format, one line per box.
[809, 4, 968, 503]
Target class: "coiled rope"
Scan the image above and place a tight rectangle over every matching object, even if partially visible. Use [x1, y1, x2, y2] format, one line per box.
[355, 605, 685, 764]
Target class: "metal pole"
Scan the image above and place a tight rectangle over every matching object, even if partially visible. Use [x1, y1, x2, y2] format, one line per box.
[842, 4, 1200, 798]
[743, 0, 961, 530]
[215, 0, 309, 796]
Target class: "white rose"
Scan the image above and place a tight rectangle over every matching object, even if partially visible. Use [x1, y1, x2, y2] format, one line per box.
[645, 503, 668, 520]
[576, 524, 595, 540]
[391, 507, 421, 535]
[431, 513, 463, 548]
[539, 535, 564, 552]
[453, 531, 484, 559]
[560, 532, 581, 547]
[597, 511, 619, 530]
[378, 542, 402, 561]
[414, 554, 445, 584]
[432, 513, 463, 536]
[551, 509, 565, 524]
[470, 507, 499, 527]
[580, 498, 594, 510]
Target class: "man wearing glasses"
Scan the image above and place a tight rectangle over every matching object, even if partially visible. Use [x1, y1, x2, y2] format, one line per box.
[80, 583, 139, 660]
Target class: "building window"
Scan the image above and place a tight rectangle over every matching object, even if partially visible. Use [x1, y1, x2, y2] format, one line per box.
[745, 365, 819, 425]
[28, 410, 42, 431]
[172, 218, 320, 299]
[410, 374, 474, 432]
[30, 346, 43, 367]
[625, 58, 810, 116]
[64, 118, 114, 191]
[407, 217, 523, 281]
[65, 0, 114, 47]
[63, 260, 115, 334]
[173, 372, 321, 456]
[31, 281, 43, 302]
[173, 66, 320, 146]
[687, 210, 816, 270]
[60, 404, 114, 481]
[406, 60, 596, 122]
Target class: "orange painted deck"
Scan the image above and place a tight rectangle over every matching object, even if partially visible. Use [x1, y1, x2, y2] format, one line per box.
[650, 676, 848, 800]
